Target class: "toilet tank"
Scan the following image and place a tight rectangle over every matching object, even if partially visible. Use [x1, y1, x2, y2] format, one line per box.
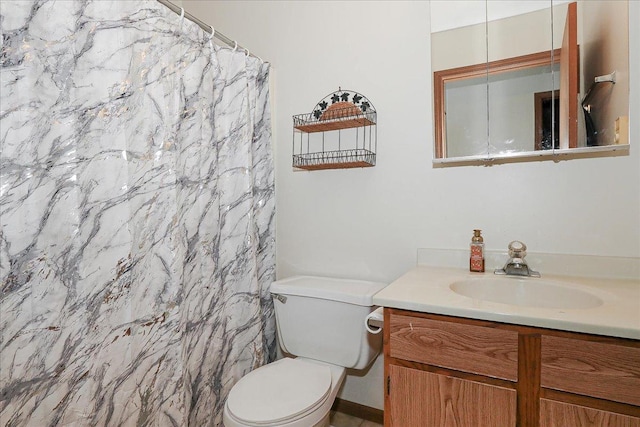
[270, 276, 387, 370]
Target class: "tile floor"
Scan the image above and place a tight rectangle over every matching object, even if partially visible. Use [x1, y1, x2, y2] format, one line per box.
[329, 410, 383, 427]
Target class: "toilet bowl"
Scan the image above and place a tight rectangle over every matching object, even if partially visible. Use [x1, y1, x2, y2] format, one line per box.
[222, 276, 386, 427]
[223, 358, 345, 427]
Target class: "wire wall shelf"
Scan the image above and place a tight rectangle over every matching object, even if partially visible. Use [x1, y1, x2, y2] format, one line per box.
[293, 89, 377, 171]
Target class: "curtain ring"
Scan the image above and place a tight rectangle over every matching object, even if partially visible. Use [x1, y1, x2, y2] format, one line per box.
[245, 48, 250, 57]
[232, 41, 238, 51]
[209, 25, 215, 40]
[179, 8, 185, 27]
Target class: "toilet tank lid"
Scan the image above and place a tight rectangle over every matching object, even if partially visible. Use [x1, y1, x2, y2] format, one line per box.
[270, 276, 387, 306]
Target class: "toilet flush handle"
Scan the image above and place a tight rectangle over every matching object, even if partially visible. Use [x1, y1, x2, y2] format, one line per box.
[272, 294, 287, 304]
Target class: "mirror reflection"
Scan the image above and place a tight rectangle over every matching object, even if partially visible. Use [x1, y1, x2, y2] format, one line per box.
[431, 0, 629, 161]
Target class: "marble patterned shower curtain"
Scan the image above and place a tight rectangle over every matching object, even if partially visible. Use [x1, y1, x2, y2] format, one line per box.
[0, 1, 276, 425]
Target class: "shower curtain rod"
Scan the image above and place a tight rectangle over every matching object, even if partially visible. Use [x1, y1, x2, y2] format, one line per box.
[156, 0, 262, 60]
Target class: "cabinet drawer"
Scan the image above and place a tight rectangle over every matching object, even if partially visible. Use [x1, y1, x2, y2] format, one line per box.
[540, 399, 640, 427]
[389, 313, 519, 381]
[541, 336, 640, 406]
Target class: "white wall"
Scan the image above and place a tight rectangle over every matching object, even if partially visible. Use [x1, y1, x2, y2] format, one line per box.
[183, 0, 640, 411]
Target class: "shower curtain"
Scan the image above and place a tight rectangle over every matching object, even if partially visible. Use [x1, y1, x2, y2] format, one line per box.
[0, 1, 276, 426]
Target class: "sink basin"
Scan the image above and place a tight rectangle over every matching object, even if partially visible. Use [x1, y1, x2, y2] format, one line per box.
[450, 277, 603, 309]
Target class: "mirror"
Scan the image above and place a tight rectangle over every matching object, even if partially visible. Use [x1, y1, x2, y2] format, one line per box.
[431, 0, 629, 162]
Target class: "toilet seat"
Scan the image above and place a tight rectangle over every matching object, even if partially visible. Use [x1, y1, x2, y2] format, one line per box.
[225, 358, 332, 426]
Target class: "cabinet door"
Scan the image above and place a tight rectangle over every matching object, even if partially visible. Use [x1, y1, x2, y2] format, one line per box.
[388, 365, 516, 427]
[541, 399, 640, 427]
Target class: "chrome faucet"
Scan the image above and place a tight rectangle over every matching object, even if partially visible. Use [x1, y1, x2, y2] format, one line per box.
[494, 241, 540, 277]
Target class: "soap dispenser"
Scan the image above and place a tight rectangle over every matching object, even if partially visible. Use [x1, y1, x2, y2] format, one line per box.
[470, 229, 485, 272]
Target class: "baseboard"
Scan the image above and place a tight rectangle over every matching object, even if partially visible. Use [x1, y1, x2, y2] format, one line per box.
[331, 398, 384, 424]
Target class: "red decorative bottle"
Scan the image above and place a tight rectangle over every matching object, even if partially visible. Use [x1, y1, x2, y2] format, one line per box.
[470, 229, 485, 272]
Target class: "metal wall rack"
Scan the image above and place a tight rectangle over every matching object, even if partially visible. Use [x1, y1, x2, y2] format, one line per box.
[292, 89, 377, 170]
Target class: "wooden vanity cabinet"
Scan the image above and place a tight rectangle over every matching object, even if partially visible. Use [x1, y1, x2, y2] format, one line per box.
[384, 308, 640, 427]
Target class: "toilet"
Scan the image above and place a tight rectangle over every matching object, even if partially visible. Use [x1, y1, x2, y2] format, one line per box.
[223, 275, 386, 427]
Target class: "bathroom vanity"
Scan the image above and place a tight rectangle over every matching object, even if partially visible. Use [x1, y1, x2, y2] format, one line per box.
[374, 265, 640, 427]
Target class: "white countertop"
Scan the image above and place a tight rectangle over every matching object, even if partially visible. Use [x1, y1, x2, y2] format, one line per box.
[373, 266, 640, 340]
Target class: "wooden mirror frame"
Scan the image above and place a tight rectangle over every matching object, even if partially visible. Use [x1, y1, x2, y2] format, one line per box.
[433, 49, 562, 159]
